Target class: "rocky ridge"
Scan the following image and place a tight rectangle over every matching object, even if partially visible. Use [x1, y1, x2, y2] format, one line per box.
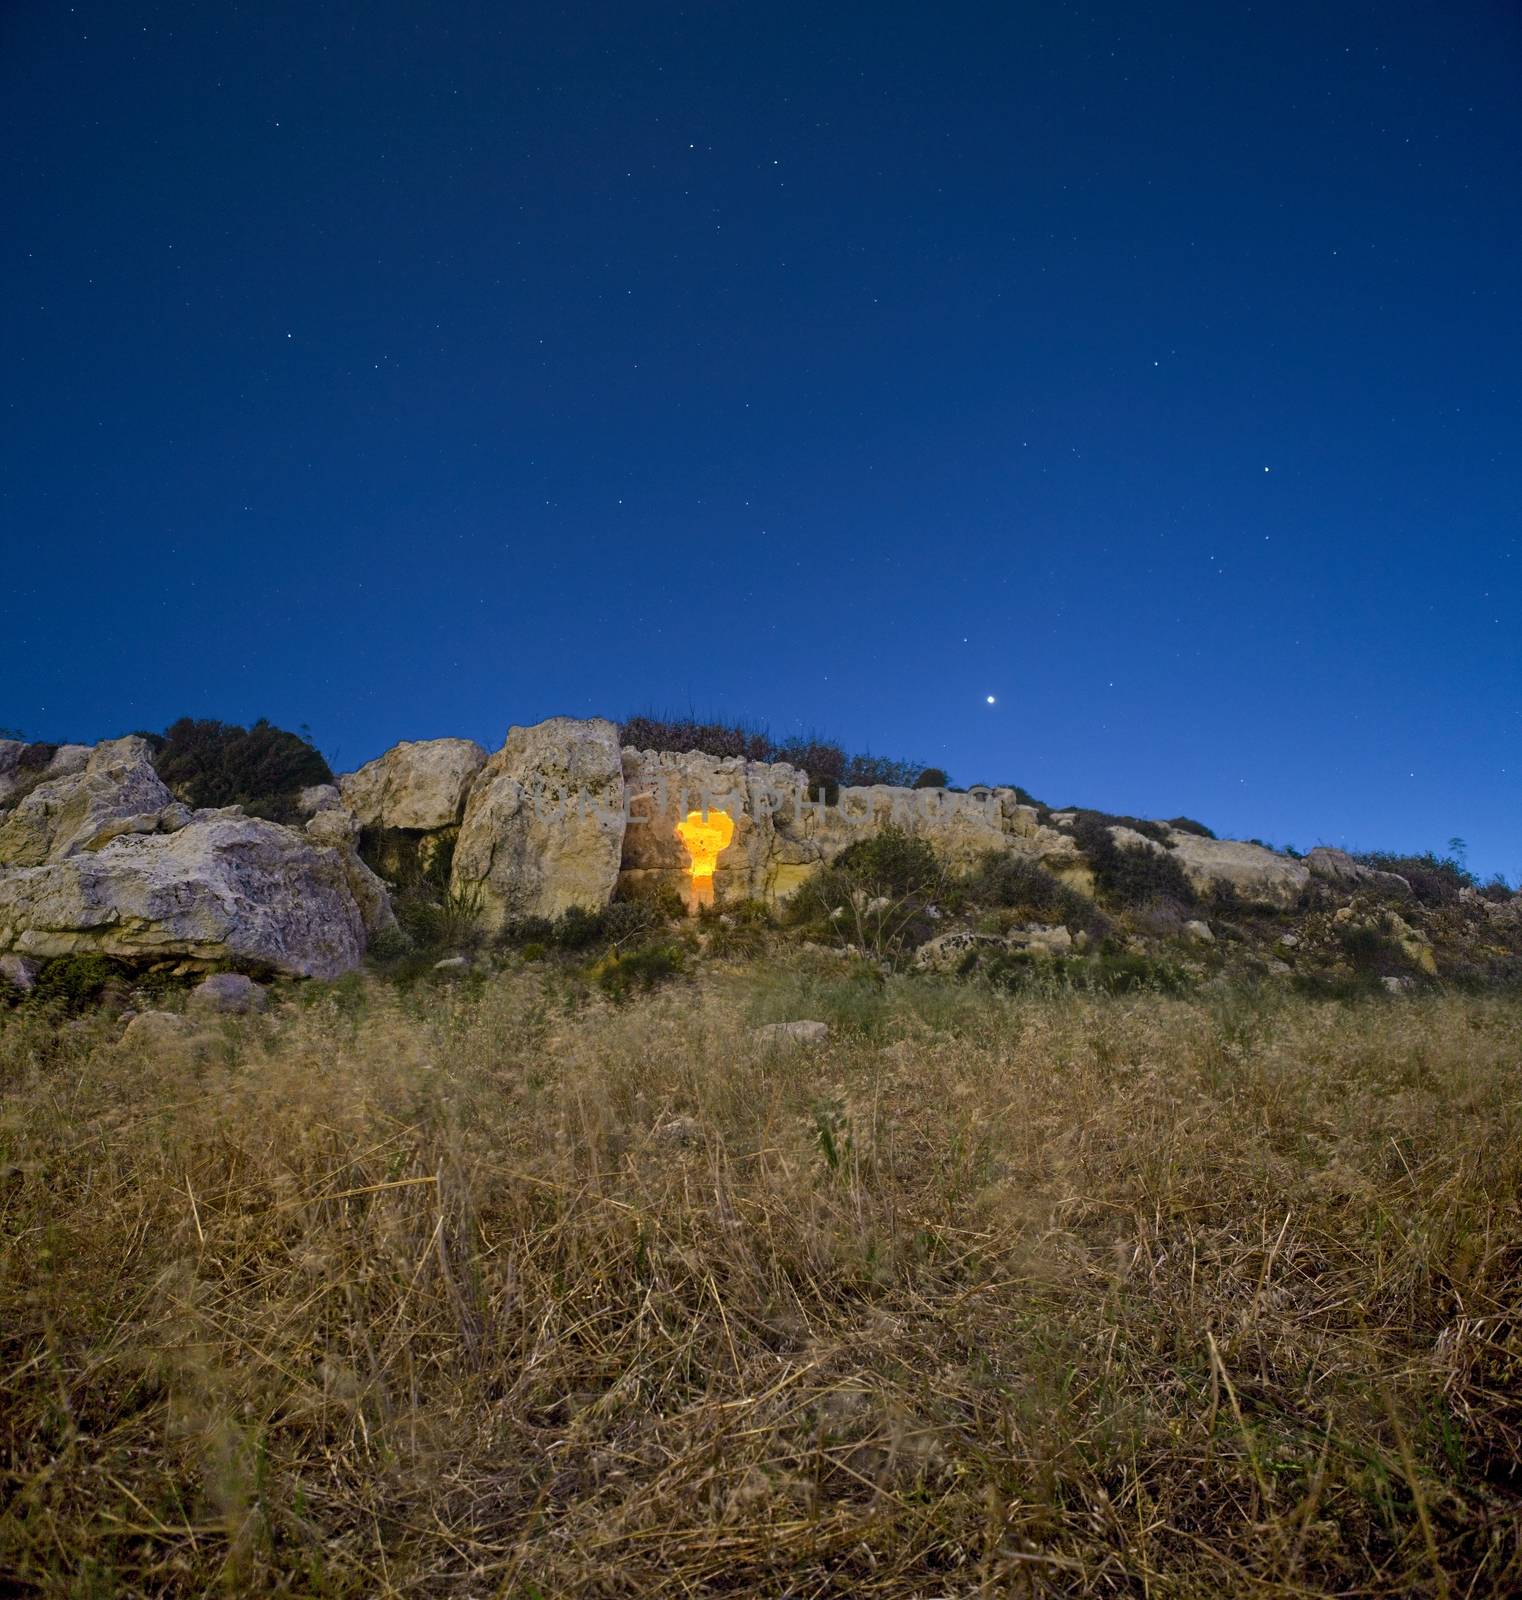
[1, 717, 1516, 989]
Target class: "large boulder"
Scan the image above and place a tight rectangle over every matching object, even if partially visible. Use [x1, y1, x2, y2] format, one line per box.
[1305, 847, 1411, 896]
[0, 738, 186, 867]
[0, 810, 376, 978]
[1162, 830, 1310, 908]
[188, 972, 269, 1015]
[304, 808, 399, 944]
[452, 718, 626, 930]
[337, 739, 488, 832]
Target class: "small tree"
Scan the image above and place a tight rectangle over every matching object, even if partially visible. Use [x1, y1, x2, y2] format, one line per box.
[799, 826, 947, 962]
[146, 717, 332, 823]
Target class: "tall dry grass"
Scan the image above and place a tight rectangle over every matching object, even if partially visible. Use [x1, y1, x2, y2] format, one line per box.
[2, 966, 1520, 1596]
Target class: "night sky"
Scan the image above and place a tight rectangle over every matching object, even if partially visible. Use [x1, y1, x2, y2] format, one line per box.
[4, 2, 1518, 877]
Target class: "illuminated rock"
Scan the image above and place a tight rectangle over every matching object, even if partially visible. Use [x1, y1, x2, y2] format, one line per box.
[620, 748, 807, 903]
[619, 746, 1085, 905]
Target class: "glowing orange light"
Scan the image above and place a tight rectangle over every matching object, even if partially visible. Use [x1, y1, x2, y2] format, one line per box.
[674, 808, 735, 880]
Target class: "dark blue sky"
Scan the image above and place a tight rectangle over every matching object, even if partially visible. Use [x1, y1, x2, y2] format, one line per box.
[4, 2, 1518, 876]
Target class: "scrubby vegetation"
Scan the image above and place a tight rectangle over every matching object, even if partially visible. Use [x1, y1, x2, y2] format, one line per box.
[0, 953, 132, 1017]
[784, 826, 949, 959]
[1061, 810, 1199, 908]
[3, 967, 1521, 1596]
[621, 713, 930, 793]
[1352, 849, 1482, 907]
[964, 848, 1097, 928]
[1166, 814, 1215, 837]
[142, 717, 332, 824]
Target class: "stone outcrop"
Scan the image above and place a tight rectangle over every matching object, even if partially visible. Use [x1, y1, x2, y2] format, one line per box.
[337, 739, 487, 832]
[7, 718, 1482, 988]
[1162, 830, 1309, 908]
[914, 931, 1008, 972]
[452, 718, 625, 930]
[619, 749, 807, 901]
[784, 782, 1081, 884]
[189, 972, 269, 1014]
[618, 747, 1084, 904]
[304, 807, 399, 945]
[0, 738, 187, 867]
[1305, 847, 1411, 896]
[0, 810, 375, 978]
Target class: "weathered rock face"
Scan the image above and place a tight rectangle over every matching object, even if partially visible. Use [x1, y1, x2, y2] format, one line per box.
[1163, 830, 1310, 908]
[0, 810, 373, 978]
[785, 783, 1076, 882]
[304, 808, 399, 944]
[619, 749, 804, 901]
[297, 783, 343, 817]
[0, 738, 187, 867]
[1305, 847, 1411, 896]
[337, 739, 488, 832]
[452, 718, 626, 930]
[618, 748, 1085, 904]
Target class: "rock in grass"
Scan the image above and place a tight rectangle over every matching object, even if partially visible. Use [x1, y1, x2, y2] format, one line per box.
[0, 954, 41, 991]
[120, 1010, 194, 1047]
[189, 972, 269, 1015]
[751, 1019, 829, 1047]
[913, 931, 1006, 972]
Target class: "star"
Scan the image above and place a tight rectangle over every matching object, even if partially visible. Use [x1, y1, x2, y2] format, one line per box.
[985, 695, 996, 705]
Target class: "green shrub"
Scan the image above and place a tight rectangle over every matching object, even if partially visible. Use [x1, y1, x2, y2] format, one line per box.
[1351, 851, 1474, 906]
[25, 954, 132, 1016]
[1166, 816, 1215, 838]
[913, 767, 950, 789]
[787, 828, 946, 961]
[552, 905, 609, 951]
[979, 947, 1190, 995]
[592, 942, 685, 1001]
[618, 715, 924, 791]
[600, 899, 664, 946]
[831, 826, 941, 899]
[965, 851, 1092, 926]
[612, 876, 686, 920]
[494, 901, 669, 957]
[1065, 813, 1197, 909]
[1336, 920, 1407, 974]
[700, 899, 774, 959]
[399, 884, 485, 953]
[1107, 844, 1197, 908]
[144, 717, 331, 824]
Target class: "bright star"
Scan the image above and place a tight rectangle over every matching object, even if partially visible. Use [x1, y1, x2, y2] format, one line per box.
[985, 695, 996, 705]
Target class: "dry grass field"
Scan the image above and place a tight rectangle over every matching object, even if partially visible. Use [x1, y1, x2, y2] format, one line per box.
[2, 963, 1520, 1596]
